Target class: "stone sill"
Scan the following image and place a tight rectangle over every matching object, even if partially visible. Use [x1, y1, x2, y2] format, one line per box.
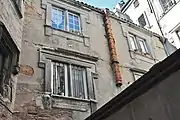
[44, 25, 90, 47]
[52, 94, 97, 103]
[45, 25, 90, 38]
[129, 49, 154, 60]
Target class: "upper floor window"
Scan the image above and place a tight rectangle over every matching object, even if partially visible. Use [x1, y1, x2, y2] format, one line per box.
[52, 62, 87, 99]
[51, 7, 81, 34]
[52, 7, 65, 30]
[159, 0, 174, 12]
[129, 34, 149, 54]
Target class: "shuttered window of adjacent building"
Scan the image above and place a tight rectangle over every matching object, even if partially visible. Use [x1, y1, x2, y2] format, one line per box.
[138, 14, 147, 27]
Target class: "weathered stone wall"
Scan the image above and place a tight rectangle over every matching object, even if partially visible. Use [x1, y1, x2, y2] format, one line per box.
[0, 0, 23, 119]
[0, 0, 23, 50]
[0, 101, 12, 120]
[14, 0, 167, 120]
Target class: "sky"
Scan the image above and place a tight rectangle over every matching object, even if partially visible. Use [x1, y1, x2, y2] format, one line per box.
[78, 0, 128, 10]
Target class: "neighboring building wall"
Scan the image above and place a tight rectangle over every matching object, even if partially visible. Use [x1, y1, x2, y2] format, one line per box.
[104, 55, 180, 120]
[116, 0, 180, 49]
[115, 0, 162, 35]
[153, 0, 180, 48]
[13, 0, 167, 120]
[0, 0, 23, 119]
[86, 49, 180, 120]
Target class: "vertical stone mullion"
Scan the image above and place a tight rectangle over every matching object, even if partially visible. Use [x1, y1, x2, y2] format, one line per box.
[46, 3, 52, 26]
[45, 60, 52, 94]
[86, 68, 94, 100]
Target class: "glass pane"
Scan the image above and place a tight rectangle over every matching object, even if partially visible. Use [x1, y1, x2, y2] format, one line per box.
[69, 14, 73, 19]
[75, 20, 79, 25]
[75, 25, 80, 31]
[74, 16, 79, 21]
[53, 63, 65, 96]
[129, 36, 137, 50]
[69, 23, 74, 29]
[52, 8, 65, 30]
[71, 65, 85, 99]
[69, 18, 74, 24]
[139, 40, 147, 53]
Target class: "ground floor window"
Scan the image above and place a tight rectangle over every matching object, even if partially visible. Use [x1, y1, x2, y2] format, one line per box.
[0, 22, 19, 100]
[52, 62, 88, 99]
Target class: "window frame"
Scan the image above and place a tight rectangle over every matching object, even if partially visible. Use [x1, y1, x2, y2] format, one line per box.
[137, 37, 149, 54]
[129, 34, 138, 51]
[0, 22, 20, 100]
[128, 33, 150, 55]
[67, 11, 81, 33]
[51, 61, 88, 100]
[51, 6, 81, 34]
[51, 7, 66, 31]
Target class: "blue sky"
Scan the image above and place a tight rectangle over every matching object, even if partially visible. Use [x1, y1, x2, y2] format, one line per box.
[78, 0, 128, 10]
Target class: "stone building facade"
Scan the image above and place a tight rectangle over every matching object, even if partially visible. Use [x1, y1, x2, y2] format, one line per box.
[0, 0, 168, 120]
[0, 0, 24, 119]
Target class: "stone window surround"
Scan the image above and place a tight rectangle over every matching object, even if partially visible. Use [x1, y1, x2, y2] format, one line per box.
[38, 48, 98, 111]
[11, 0, 23, 18]
[0, 22, 20, 103]
[42, 0, 91, 47]
[127, 32, 152, 57]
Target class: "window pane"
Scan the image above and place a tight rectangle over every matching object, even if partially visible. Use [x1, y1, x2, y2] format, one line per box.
[69, 23, 74, 29]
[68, 13, 80, 32]
[139, 40, 147, 53]
[69, 18, 73, 24]
[53, 63, 65, 96]
[51, 7, 65, 30]
[129, 36, 137, 50]
[71, 65, 85, 99]
[75, 25, 80, 31]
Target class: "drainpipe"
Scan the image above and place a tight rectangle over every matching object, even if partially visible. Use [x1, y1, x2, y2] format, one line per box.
[103, 9, 122, 87]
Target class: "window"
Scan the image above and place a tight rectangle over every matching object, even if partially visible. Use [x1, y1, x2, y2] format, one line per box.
[159, 0, 174, 12]
[133, 72, 144, 81]
[138, 37, 149, 53]
[52, 62, 87, 99]
[138, 14, 146, 27]
[129, 34, 149, 54]
[129, 35, 138, 51]
[0, 22, 19, 100]
[134, 0, 139, 8]
[68, 13, 81, 33]
[52, 7, 65, 30]
[51, 7, 81, 33]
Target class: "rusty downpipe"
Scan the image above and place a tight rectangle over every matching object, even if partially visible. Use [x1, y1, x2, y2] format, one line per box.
[103, 9, 122, 87]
